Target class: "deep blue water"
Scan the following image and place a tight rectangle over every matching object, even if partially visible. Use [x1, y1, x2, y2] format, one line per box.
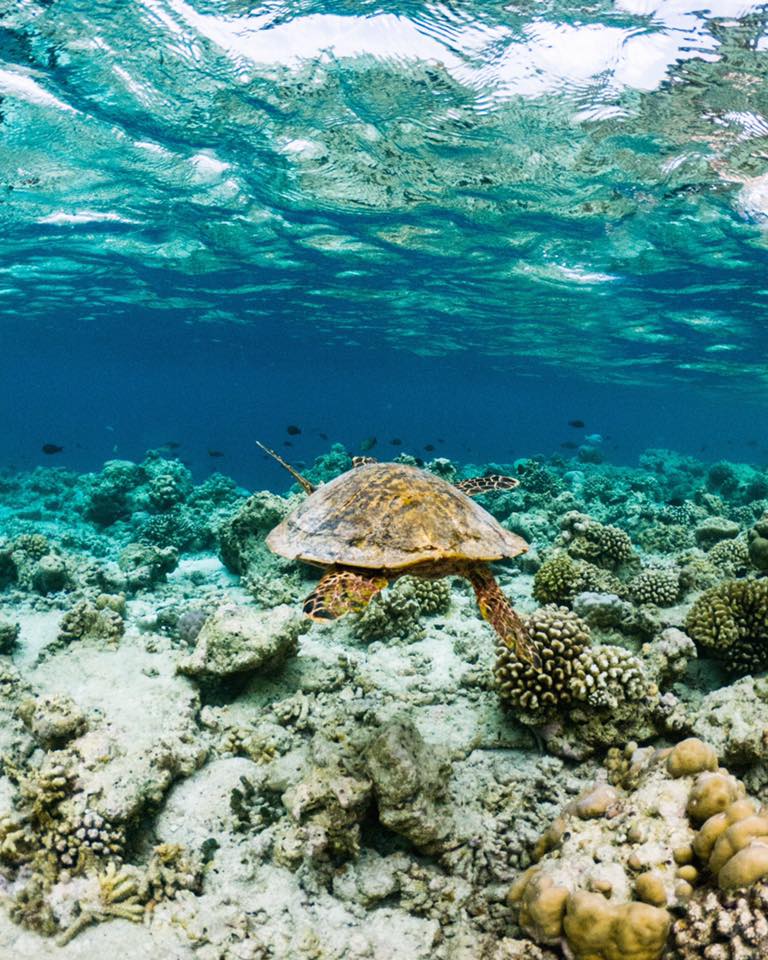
[2, 0, 768, 486]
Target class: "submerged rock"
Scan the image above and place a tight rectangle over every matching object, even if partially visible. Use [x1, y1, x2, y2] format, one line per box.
[178, 603, 308, 679]
[366, 717, 454, 853]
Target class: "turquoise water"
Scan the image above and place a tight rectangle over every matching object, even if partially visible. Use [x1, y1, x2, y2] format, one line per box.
[2, 1, 768, 480]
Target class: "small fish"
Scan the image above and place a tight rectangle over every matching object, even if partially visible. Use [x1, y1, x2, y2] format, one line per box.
[437, 438, 444, 443]
[560, 441, 578, 450]
[748, 440, 758, 447]
[389, 438, 402, 446]
[208, 449, 224, 458]
[360, 436, 377, 452]
[42, 443, 63, 455]
[319, 432, 328, 441]
[568, 419, 585, 428]
[424, 444, 435, 452]
[284, 441, 293, 447]
[286, 425, 301, 436]
[162, 441, 181, 450]
[584, 433, 603, 444]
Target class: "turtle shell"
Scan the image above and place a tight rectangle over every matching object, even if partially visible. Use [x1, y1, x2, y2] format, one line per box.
[266, 462, 528, 572]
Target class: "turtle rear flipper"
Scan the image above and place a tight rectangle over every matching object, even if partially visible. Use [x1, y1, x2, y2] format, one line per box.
[456, 475, 520, 496]
[466, 565, 540, 667]
[304, 569, 388, 620]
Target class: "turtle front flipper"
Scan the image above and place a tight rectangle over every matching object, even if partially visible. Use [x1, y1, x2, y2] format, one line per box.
[304, 568, 388, 620]
[456, 475, 520, 496]
[466, 565, 540, 667]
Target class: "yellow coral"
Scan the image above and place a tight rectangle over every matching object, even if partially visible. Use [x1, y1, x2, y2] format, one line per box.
[563, 891, 670, 960]
[717, 840, 768, 890]
[665, 738, 718, 779]
[686, 771, 744, 824]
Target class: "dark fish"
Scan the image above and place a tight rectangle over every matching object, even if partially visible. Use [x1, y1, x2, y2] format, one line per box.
[414, 457, 424, 467]
[748, 440, 758, 447]
[437, 438, 444, 443]
[568, 419, 585, 428]
[42, 443, 63, 455]
[286, 425, 301, 436]
[284, 441, 293, 447]
[424, 444, 435, 452]
[208, 449, 224, 458]
[389, 438, 402, 446]
[560, 441, 578, 449]
[319, 432, 328, 440]
[162, 441, 181, 450]
[360, 436, 377, 452]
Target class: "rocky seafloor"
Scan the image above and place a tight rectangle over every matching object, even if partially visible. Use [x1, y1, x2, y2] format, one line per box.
[1, 445, 768, 959]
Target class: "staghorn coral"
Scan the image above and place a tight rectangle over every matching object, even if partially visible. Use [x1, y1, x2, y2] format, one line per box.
[629, 568, 680, 607]
[57, 862, 145, 946]
[685, 578, 768, 677]
[138, 843, 203, 903]
[668, 882, 768, 958]
[353, 575, 451, 642]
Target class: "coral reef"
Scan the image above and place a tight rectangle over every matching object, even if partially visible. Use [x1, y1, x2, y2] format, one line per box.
[2, 448, 768, 958]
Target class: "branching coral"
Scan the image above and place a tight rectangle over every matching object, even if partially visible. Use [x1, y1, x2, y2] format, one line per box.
[495, 606, 650, 726]
[685, 579, 768, 676]
[629, 569, 680, 607]
[532, 553, 625, 607]
[558, 512, 635, 570]
[353, 575, 451, 642]
[669, 882, 768, 958]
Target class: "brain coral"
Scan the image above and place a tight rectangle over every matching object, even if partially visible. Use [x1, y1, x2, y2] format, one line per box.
[685, 579, 768, 677]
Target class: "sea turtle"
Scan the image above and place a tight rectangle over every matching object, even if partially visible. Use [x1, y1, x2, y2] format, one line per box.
[259, 443, 537, 664]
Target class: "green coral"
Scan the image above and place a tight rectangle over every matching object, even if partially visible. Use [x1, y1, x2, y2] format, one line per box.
[685, 579, 768, 677]
[353, 575, 451, 642]
[629, 568, 680, 607]
[533, 552, 625, 606]
[559, 512, 635, 570]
